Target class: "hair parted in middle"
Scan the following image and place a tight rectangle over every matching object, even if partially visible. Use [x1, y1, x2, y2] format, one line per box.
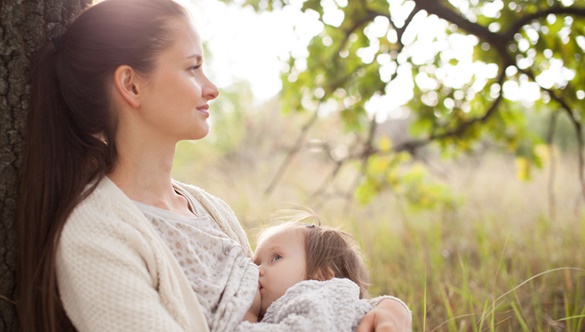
[258, 207, 371, 298]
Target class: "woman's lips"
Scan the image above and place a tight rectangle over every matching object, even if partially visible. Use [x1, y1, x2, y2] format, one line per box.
[197, 105, 209, 117]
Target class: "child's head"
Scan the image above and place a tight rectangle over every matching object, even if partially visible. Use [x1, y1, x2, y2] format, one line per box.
[253, 209, 370, 315]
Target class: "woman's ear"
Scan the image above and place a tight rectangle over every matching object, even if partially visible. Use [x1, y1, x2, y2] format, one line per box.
[113, 65, 141, 108]
[313, 267, 335, 281]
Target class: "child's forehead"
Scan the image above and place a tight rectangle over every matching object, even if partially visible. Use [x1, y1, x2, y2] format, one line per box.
[266, 226, 299, 241]
[259, 225, 304, 246]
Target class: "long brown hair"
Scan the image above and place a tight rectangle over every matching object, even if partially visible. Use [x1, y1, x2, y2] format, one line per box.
[17, 0, 188, 330]
[260, 209, 371, 298]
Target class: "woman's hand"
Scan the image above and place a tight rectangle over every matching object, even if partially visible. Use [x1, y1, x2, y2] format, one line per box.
[357, 298, 412, 332]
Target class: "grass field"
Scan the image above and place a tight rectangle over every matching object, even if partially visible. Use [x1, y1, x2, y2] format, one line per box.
[173, 109, 585, 331]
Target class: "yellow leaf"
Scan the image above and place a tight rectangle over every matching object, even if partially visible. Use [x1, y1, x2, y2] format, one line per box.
[515, 157, 530, 181]
[379, 136, 392, 152]
[534, 144, 551, 163]
[370, 157, 390, 174]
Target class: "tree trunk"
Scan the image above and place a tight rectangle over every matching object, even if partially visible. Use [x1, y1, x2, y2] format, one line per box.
[0, 0, 90, 330]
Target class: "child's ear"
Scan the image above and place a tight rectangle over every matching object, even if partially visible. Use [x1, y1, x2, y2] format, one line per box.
[313, 267, 335, 281]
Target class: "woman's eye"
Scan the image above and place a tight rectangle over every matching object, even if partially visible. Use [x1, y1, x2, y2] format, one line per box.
[189, 65, 201, 72]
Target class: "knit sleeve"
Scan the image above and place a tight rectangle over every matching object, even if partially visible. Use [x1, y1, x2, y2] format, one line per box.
[56, 207, 190, 332]
[235, 279, 371, 332]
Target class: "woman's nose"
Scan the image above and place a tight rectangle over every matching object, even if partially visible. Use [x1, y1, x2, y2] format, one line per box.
[203, 77, 219, 101]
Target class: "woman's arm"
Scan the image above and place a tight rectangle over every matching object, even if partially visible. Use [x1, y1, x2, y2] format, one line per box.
[56, 208, 208, 332]
[357, 297, 412, 332]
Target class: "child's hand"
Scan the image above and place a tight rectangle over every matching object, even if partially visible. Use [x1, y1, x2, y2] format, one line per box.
[357, 298, 412, 331]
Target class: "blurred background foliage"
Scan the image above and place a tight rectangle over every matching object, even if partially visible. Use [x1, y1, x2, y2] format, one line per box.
[173, 91, 584, 330]
[175, 0, 585, 330]
[212, 0, 585, 209]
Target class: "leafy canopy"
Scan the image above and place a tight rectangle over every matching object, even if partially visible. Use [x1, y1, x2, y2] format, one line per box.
[220, 0, 585, 206]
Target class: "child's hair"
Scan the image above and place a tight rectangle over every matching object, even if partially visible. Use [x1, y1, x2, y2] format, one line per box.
[259, 208, 370, 298]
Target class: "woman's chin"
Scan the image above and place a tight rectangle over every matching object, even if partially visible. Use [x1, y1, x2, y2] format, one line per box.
[186, 128, 210, 141]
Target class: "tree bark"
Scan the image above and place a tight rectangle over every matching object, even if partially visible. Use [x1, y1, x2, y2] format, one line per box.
[0, 0, 90, 330]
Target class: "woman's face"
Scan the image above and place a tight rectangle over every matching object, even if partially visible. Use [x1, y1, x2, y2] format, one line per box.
[254, 228, 307, 316]
[138, 19, 219, 143]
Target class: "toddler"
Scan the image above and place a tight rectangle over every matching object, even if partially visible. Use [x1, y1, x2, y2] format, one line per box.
[237, 210, 411, 331]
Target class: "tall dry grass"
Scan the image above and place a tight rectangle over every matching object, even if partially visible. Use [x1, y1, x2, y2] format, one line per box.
[173, 103, 585, 331]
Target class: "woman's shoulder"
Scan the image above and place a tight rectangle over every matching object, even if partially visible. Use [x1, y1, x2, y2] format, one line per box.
[64, 177, 146, 235]
[72, 177, 131, 214]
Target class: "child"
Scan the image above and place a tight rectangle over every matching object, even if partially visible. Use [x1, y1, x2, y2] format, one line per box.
[237, 210, 411, 331]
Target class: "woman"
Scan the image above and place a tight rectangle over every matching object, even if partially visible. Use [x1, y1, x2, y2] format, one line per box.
[17, 0, 411, 331]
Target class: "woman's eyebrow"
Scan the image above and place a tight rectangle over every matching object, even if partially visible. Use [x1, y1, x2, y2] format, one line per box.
[187, 54, 202, 61]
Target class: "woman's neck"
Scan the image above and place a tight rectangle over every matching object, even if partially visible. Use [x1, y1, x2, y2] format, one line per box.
[108, 140, 194, 216]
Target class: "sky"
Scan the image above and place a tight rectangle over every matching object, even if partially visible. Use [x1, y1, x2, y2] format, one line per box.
[188, 0, 316, 102]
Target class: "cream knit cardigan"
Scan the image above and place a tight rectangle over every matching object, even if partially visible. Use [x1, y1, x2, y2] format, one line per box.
[56, 177, 252, 332]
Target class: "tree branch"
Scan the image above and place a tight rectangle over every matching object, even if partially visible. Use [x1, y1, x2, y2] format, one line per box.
[388, 69, 507, 155]
[265, 112, 319, 195]
[503, 6, 585, 41]
[519, 68, 585, 203]
[398, 2, 421, 45]
[311, 115, 378, 198]
[311, 159, 346, 198]
[414, 0, 514, 66]
[546, 111, 558, 222]
[335, 9, 379, 60]
[366, 2, 422, 49]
